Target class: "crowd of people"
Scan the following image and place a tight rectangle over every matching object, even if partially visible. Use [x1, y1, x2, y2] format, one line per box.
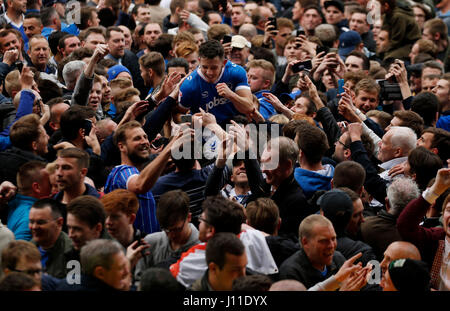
[0, 0, 448, 293]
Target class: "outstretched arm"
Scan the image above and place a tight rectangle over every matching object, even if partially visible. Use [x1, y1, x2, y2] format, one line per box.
[126, 131, 184, 194]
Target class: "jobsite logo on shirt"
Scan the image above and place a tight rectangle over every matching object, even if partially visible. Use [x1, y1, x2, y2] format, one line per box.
[205, 97, 228, 111]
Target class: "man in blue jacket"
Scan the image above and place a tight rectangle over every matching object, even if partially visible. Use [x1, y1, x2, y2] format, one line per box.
[294, 122, 334, 199]
[246, 59, 277, 120]
[7, 161, 51, 240]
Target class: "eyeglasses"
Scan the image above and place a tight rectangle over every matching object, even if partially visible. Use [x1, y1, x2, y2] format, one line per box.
[335, 140, 350, 149]
[161, 219, 187, 233]
[11, 268, 43, 276]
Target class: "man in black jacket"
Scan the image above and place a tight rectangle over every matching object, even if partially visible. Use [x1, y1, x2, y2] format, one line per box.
[229, 126, 316, 239]
[105, 26, 147, 97]
[59, 105, 107, 189]
[56, 239, 131, 291]
[0, 114, 49, 185]
[279, 214, 346, 288]
[319, 188, 376, 265]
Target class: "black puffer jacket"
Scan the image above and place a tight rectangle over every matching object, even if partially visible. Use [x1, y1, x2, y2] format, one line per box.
[0, 147, 47, 185]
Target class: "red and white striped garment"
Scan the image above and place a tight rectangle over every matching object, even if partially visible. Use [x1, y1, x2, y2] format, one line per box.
[170, 229, 279, 288]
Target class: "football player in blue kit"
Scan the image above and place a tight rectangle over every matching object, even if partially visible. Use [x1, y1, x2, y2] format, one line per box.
[178, 39, 261, 126]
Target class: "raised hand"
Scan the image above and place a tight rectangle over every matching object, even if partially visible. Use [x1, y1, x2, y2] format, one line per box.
[312, 51, 326, 73]
[180, 9, 191, 23]
[158, 71, 182, 100]
[263, 20, 278, 46]
[229, 120, 249, 152]
[216, 134, 235, 167]
[3, 48, 19, 66]
[297, 35, 316, 57]
[85, 124, 101, 155]
[334, 252, 363, 283]
[338, 87, 360, 123]
[263, 92, 285, 111]
[20, 66, 35, 90]
[193, 107, 217, 127]
[339, 265, 371, 291]
[168, 75, 187, 100]
[0, 181, 17, 204]
[126, 239, 150, 269]
[118, 100, 150, 128]
[40, 103, 50, 125]
[347, 122, 363, 142]
[389, 59, 407, 84]
[431, 168, 450, 196]
[92, 44, 110, 61]
[282, 60, 302, 84]
[53, 141, 76, 150]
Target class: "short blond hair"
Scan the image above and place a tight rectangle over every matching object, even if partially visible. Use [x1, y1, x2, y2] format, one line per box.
[247, 59, 275, 86]
[354, 78, 380, 97]
[110, 78, 133, 98]
[46, 162, 57, 174]
[5, 70, 21, 98]
[172, 31, 196, 49]
[28, 34, 48, 51]
[207, 24, 232, 41]
[114, 88, 140, 114]
[277, 17, 294, 30]
[298, 214, 332, 244]
[110, 77, 133, 90]
[415, 39, 437, 56]
[250, 35, 266, 48]
[269, 114, 290, 125]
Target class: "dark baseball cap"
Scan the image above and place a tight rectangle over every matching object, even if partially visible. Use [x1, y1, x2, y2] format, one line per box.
[406, 63, 423, 76]
[338, 31, 362, 59]
[324, 0, 345, 13]
[43, 0, 66, 6]
[388, 259, 431, 291]
[318, 189, 353, 233]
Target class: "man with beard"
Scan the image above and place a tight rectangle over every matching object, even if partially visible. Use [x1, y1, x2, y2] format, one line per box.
[137, 23, 163, 57]
[53, 148, 100, 207]
[0, 0, 27, 42]
[375, 29, 390, 60]
[104, 121, 178, 235]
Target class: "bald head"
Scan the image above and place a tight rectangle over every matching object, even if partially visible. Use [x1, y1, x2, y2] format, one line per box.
[239, 24, 257, 42]
[269, 280, 307, 291]
[388, 241, 421, 259]
[380, 241, 421, 274]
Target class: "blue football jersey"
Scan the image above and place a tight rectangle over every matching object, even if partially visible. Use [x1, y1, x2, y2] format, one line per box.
[178, 60, 250, 124]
